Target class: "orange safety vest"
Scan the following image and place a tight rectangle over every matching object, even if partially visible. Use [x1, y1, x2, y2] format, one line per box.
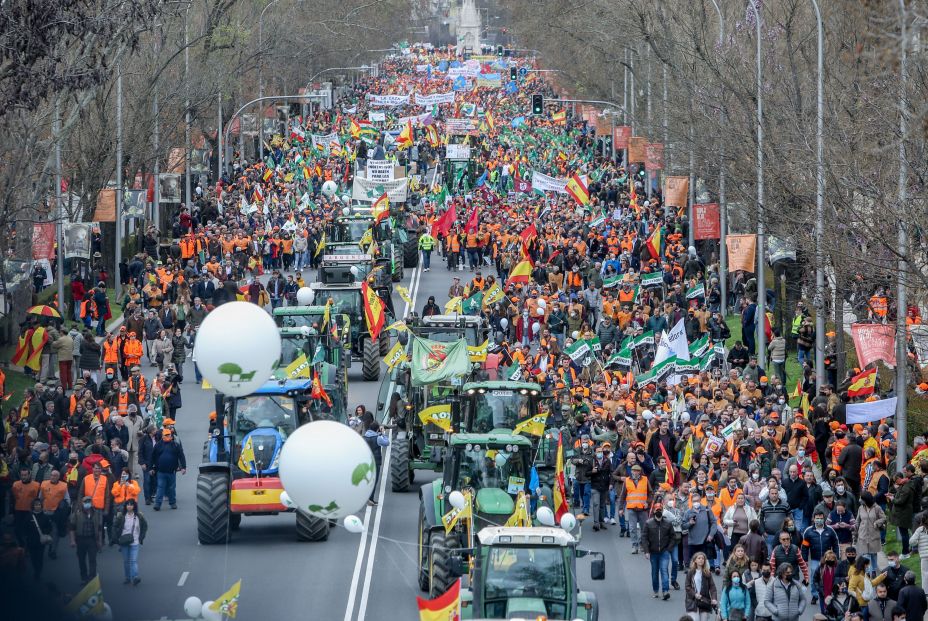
[115, 392, 129, 417]
[111, 480, 140, 505]
[82, 474, 108, 510]
[719, 487, 742, 513]
[624, 476, 648, 509]
[103, 340, 120, 364]
[179, 237, 196, 259]
[129, 375, 147, 402]
[124, 339, 143, 365]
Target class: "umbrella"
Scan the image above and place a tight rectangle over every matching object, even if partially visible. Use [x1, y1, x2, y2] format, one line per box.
[26, 305, 61, 318]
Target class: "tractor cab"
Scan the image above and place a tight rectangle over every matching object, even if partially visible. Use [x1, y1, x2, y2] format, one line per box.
[460, 381, 543, 434]
[457, 527, 604, 621]
[412, 314, 488, 348]
[273, 305, 328, 329]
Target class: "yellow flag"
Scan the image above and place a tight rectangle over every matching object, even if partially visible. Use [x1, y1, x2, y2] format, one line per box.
[513, 413, 548, 437]
[359, 228, 373, 249]
[314, 232, 326, 257]
[384, 320, 408, 332]
[505, 491, 532, 527]
[445, 296, 462, 314]
[467, 339, 489, 363]
[237, 436, 255, 472]
[66, 575, 105, 617]
[322, 301, 331, 329]
[285, 353, 312, 379]
[396, 285, 412, 305]
[210, 579, 241, 618]
[418, 403, 453, 432]
[384, 341, 408, 370]
[441, 491, 472, 534]
[483, 282, 504, 306]
[202, 378, 212, 390]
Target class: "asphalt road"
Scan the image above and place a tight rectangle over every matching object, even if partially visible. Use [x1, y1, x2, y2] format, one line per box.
[40, 256, 821, 621]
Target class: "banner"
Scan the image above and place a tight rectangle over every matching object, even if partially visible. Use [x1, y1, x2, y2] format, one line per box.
[476, 74, 502, 87]
[664, 176, 689, 208]
[366, 160, 395, 183]
[64, 223, 92, 259]
[410, 337, 471, 386]
[351, 176, 409, 202]
[446, 144, 471, 160]
[851, 323, 896, 368]
[415, 91, 455, 106]
[645, 143, 664, 171]
[628, 136, 647, 163]
[726, 234, 757, 273]
[847, 397, 897, 424]
[93, 189, 116, 222]
[693, 203, 721, 240]
[370, 94, 410, 107]
[530, 170, 568, 193]
[32, 223, 56, 260]
[444, 118, 479, 135]
[368, 111, 386, 122]
[311, 132, 339, 151]
[613, 125, 631, 150]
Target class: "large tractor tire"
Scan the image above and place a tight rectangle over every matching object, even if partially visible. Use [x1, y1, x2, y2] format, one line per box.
[390, 436, 412, 492]
[403, 238, 419, 268]
[296, 510, 330, 541]
[392, 264, 403, 283]
[417, 504, 430, 592]
[362, 337, 380, 381]
[196, 471, 231, 545]
[379, 330, 391, 356]
[428, 529, 461, 598]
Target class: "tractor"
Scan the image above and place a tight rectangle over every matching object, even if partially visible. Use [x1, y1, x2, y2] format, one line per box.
[196, 379, 333, 545]
[326, 212, 403, 283]
[417, 432, 534, 597]
[309, 265, 391, 381]
[453, 526, 604, 620]
[275, 326, 349, 416]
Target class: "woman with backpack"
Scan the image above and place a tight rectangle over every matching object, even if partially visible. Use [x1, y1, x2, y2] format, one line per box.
[720, 567, 752, 621]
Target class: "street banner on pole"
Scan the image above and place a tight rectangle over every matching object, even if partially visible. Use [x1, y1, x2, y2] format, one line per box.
[693, 203, 721, 240]
[664, 176, 689, 208]
[645, 143, 664, 171]
[32, 223, 56, 260]
[612, 126, 631, 150]
[725, 234, 757, 273]
[628, 136, 646, 163]
[850, 323, 897, 368]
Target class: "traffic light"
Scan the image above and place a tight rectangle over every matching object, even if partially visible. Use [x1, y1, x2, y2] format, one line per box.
[497, 45, 504, 57]
[531, 94, 544, 115]
[510, 67, 518, 82]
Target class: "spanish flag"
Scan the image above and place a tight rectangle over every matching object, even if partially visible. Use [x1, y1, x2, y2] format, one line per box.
[263, 167, 273, 182]
[789, 378, 803, 401]
[565, 173, 590, 205]
[372, 192, 390, 224]
[425, 124, 439, 147]
[396, 120, 414, 149]
[485, 110, 495, 131]
[553, 433, 569, 522]
[11, 326, 48, 372]
[506, 259, 533, 286]
[416, 579, 461, 621]
[646, 226, 662, 259]
[350, 118, 361, 139]
[311, 370, 333, 407]
[551, 110, 566, 125]
[848, 367, 877, 398]
[361, 281, 386, 340]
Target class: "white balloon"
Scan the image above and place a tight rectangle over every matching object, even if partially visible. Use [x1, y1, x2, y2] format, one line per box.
[571, 331, 580, 340]
[536, 506, 556, 526]
[95, 603, 113, 621]
[448, 490, 467, 510]
[296, 287, 314, 306]
[183, 596, 203, 619]
[537, 298, 547, 309]
[343, 514, 365, 533]
[342, 207, 351, 216]
[532, 323, 541, 334]
[500, 318, 509, 330]
[322, 180, 338, 197]
[341, 194, 351, 204]
[194, 302, 281, 397]
[536, 307, 545, 316]
[279, 420, 376, 520]
[201, 601, 222, 621]
[560, 513, 577, 532]
[279, 490, 295, 508]
[494, 452, 509, 468]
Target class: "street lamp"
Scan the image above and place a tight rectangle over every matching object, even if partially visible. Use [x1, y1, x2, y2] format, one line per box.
[746, 0, 766, 365]
[708, 0, 728, 316]
[895, 0, 909, 470]
[809, 0, 827, 392]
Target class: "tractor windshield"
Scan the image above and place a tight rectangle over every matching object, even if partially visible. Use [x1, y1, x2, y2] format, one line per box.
[347, 220, 372, 242]
[471, 390, 533, 433]
[483, 546, 569, 619]
[235, 395, 298, 440]
[279, 334, 323, 366]
[325, 290, 362, 319]
[276, 312, 324, 329]
[456, 445, 527, 494]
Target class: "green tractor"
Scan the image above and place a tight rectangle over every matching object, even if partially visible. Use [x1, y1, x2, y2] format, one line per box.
[417, 432, 534, 597]
[454, 526, 605, 620]
[274, 326, 349, 417]
[327, 213, 404, 283]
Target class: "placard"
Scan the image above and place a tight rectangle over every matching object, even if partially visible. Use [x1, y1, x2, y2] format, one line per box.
[664, 176, 689, 208]
[366, 160, 395, 183]
[726, 234, 757, 273]
[368, 111, 386, 122]
[693, 203, 720, 240]
[446, 144, 471, 160]
[64, 223, 92, 259]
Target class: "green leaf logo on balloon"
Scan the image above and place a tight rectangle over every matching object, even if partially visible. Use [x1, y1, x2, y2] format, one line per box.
[351, 460, 375, 486]
[307, 500, 340, 516]
[217, 362, 257, 384]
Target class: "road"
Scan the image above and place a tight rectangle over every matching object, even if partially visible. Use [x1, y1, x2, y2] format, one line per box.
[41, 258, 815, 621]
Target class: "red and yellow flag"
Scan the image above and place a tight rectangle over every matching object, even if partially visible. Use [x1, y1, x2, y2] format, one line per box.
[554, 433, 569, 522]
[396, 120, 414, 149]
[11, 326, 48, 372]
[311, 370, 333, 407]
[425, 124, 439, 147]
[551, 110, 566, 125]
[416, 578, 461, 621]
[485, 110, 495, 131]
[565, 173, 589, 205]
[505, 259, 533, 286]
[361, 281, 386, 340]
[848, 368, 877, 398]
[372, 193, 390, 224]
[646, 226, 662, 259]
[350, 118, 361, 139]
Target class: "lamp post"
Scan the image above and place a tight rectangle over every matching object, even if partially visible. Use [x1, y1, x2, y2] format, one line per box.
[115, 66, 123, 299]
[709, 0, 728, 317]
[809, 0, 826, 391]
[895, 0, 909, 470]
[746, 0, 766, 364]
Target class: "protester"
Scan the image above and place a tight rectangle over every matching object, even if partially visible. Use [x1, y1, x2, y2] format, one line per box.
[110, 498, 147, 585]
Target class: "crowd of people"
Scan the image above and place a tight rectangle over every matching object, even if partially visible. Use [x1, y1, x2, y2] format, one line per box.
[2, 44, 928, 621]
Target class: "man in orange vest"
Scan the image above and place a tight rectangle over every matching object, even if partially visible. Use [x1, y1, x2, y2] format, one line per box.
[81, 461, 110, 517]
[123, 332, 143, 368]
[625, 463, 651, 554]
[102, 333, 120, 375]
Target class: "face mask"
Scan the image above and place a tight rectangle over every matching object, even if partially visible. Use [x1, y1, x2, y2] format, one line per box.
[120, 387, 127, 394]
[595, 452, 603, 459]
[815, 519, 824, 527]
[752, 472, 760, 480]
[836, 485, 845, 494]
[826, 559, 836, 566]
[121, 475, 129, 482]
[797, 450, 805, 458]
[762, 570, 771, 578]
[69, 459, 78, 465]
[778, 398, 785, 404]
[653, 510, 663, 519]
[888, 560, 896, 567]
[83, 501, 92, 510]
[732, 576, 741, 585]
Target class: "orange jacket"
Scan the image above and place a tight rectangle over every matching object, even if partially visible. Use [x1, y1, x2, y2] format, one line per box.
[123, 338, 143, 365]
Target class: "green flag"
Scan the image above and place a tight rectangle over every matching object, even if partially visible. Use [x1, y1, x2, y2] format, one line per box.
[462, 291, 483, 314]
[640, 271, 664, 289]
[410, 336, 471, 386]
[564, 339, 591, 363]
[686, 283, 706, 299]
[689, 335, 710, 358]
[602, 274, 622, 289]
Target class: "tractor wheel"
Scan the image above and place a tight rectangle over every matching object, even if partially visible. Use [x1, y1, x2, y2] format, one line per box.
[362, 337, 380, 381]
[196, 471, 231, 545]
[390, 436, 411, 492]
[404, 238, 419, 268]
[392, 265, 403, 282]
[296, 510, 330, 542]
[229, 513, 242, 531]
[417, 504, 430, 592]
[428, 530, 461, 598]
[379, 330, 390, 356]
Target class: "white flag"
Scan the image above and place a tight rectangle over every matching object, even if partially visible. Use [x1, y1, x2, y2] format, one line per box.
[846, 397, 897, 425]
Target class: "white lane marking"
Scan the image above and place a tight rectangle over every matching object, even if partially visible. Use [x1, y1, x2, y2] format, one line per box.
[343, 505, 373, 621]
[345, 264, 422, 621]
[357, 262, 423, 621]
[177, 571, 189, 587]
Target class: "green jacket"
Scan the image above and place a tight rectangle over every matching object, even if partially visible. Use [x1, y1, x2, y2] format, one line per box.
[111, 510, 149, 545]
[418, 233, 436, 250]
